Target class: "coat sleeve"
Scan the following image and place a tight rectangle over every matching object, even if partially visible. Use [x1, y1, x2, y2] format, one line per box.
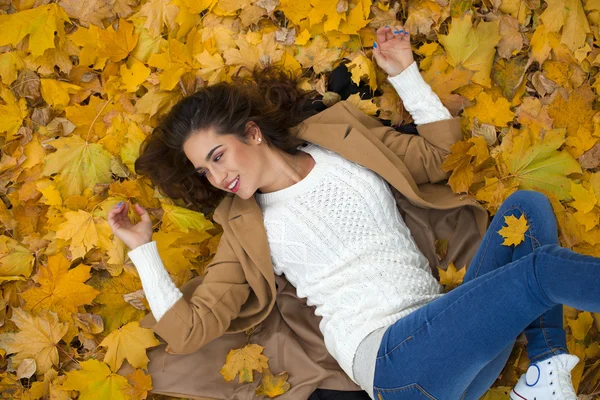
[339, 100, 463, 184]
[151, 210, 251, 355]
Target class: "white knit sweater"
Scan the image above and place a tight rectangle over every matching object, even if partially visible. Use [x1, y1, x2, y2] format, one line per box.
[253, 141, 446, 380]
[127, 61, 453, 398]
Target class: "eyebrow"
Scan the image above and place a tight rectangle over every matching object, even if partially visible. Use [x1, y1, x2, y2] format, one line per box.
[194, 145, 223, 171]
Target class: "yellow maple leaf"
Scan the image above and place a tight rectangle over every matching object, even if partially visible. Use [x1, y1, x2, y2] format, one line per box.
[279, 0, 312, 26]
[0, 235, 35, 282]
[254, 367, 291, 397]
[0, 85, 28, 141]
[421, 54, 474, 116]
[295, 35, 341, 74]
[161, 203, 214, 233]
[0, 4, 70, 58]
[97, 19, 140, 63]
[124, 368, 154, 400]
[21, 252, 99, 322]
[55, 209, 112, 259]
[148, 37, 202, 90]
[463, 91, 515, 129]
[338, 0, 372, 35]
[441, 140, 475, 194]
[40, 79, 81, 110]
[475, 176, 519, 215]
[565, 125, 599, 159]
[346, 93, 378, 115]
[61, 359, 132, 400]
[569, 181, 598, 214]
[567, 311, 594, 341]
[437, 261, 466, 287]
[572, 209, 600, 232]
[120, 59, 151, 93]
[547, 83, 597, 139]
[499, 127, 582, 200]
[497, 214, 529, 246]
[0, 52, 26, 85]
[99, 321, 160, 372]
[58, 0, 114, 28]
[530, 23, 555, 65]
[438, 12, 501, 87]
[90, 269, 146, 333]
[0, 308, 68, 375]
[220, 343, 269, 383]
[195, 49, 227, 85]
[540, 0, 590, 52]
[41, 135, 113, 198]
[405, 0, 443, 35]
[138, 0, 179, 38]
[309, 0, 345, 32]
[347, 53, 378, 91]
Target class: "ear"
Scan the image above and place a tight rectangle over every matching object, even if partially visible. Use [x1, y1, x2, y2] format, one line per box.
[245, 121, 262, 144]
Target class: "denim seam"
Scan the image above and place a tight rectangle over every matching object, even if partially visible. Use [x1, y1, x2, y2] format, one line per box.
[376, 335, 415, 360]
[529, 347, 569, 363]
[516, 205, 559, 359]
[373, 383, 437, 399]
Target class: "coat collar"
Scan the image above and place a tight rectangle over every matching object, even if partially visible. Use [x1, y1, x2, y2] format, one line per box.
[226, 120, 427, 222]
[223, 119, 431, 286]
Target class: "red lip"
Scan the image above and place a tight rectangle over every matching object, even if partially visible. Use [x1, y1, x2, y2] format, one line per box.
[225, 176, 239, 190]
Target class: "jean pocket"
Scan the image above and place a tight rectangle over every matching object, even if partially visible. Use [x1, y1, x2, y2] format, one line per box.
[374, 383, 437, 400]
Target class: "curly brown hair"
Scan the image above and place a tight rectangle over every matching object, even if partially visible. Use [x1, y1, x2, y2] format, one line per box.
[134, 65, 319, 212]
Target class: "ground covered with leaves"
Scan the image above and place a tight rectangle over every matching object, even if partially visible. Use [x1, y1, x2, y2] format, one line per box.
[0, 0, 599, 399]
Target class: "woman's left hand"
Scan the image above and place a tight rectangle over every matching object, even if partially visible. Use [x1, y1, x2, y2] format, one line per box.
[372, 25, 414, 77]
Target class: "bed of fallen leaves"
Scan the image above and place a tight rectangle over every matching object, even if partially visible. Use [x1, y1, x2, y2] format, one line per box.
[0, 0, 599, 398]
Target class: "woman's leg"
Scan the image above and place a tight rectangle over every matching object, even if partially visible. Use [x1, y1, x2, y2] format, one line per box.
[459, 190, 568, 398]
[372, 192, 600, 400]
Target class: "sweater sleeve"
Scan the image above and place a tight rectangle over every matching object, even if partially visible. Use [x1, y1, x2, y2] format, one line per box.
[127, 241, 184, 322]
[387, 61, 452, 125]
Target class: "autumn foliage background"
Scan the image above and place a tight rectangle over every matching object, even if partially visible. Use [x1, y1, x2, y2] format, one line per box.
[0, 0, 600, 398]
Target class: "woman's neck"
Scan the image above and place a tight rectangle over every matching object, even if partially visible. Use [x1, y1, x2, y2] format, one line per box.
[259, 150, 315, 194]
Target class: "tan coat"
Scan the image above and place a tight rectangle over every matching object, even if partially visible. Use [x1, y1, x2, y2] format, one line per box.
[117, 100, 490, 399]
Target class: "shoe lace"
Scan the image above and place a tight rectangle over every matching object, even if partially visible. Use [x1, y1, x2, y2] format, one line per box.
[551, 369, 577, 399]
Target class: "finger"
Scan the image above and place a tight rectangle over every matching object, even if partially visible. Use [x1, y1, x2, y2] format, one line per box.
[135, 203, 152, 223]
[108, 202, 124, 219]
[384, 26, 394, 41]
[376, 26, 387, 44]
[372, 41, 386, 62]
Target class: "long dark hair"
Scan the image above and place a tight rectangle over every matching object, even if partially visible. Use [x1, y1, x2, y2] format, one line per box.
[134, 65, 319, 212]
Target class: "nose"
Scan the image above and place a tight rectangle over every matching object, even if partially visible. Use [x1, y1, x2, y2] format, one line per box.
[210, 168, 228, 189]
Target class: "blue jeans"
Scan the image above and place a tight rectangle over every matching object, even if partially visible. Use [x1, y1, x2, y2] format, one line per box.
[372, 189, 600, 399]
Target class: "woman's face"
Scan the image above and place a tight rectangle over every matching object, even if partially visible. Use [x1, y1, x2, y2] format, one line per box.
[183, 125, 265, 199]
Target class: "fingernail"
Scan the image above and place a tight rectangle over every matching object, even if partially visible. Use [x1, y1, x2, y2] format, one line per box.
[404, 30, 409, 34]
[399, 29, 404, 33]
[394, 30, 399, 34]
[385, 25, 389, 28]
[373, 42, 377, 48]
[117, 201, 123, 206]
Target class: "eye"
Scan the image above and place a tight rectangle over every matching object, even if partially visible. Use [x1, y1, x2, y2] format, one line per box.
[197, 153, 223, 178]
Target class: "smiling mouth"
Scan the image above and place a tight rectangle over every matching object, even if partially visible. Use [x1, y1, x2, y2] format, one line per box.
[227, 176, 240, 190]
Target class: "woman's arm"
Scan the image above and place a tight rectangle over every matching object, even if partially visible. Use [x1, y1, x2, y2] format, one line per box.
[127, 241, 183, 322]
[109, 201, 251, 355]
[387, 61, 452, 125]
[373, 25, 452, 125]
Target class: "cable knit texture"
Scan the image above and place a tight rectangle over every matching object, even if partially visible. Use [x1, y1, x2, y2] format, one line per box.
[127, 241, 183, 321]
[387, 61, 452, 125]
[254, 143, 445, 384]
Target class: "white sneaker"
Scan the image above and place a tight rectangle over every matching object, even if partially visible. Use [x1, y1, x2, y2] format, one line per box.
[509, 353, 579, 399]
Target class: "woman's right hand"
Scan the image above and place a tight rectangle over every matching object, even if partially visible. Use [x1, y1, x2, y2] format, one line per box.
[108, 201, 153, 251]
